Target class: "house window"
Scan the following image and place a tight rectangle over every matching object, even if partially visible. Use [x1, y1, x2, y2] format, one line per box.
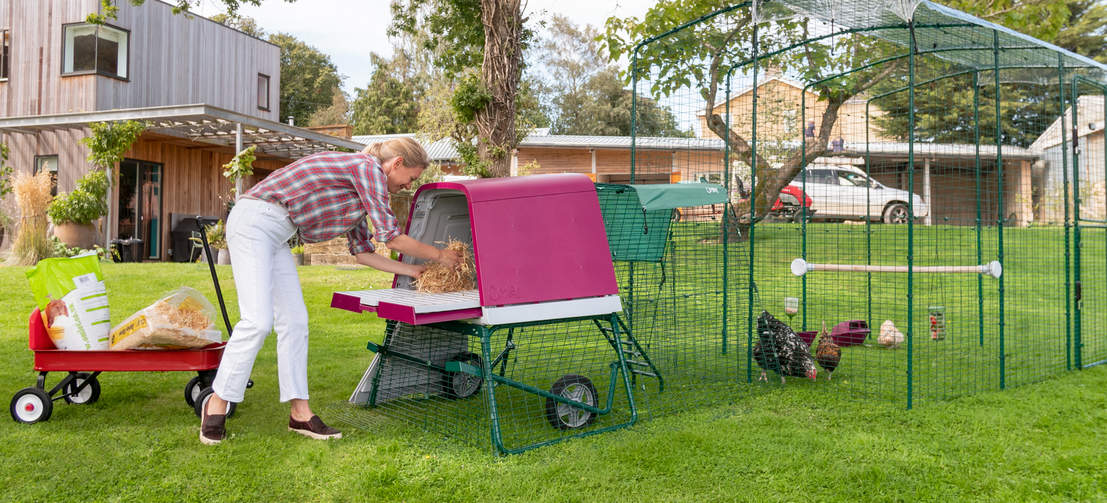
[1, 30, 10, 80]
[34, 155, 59, 196]
[257, 73, 270, 111]
[62, 23, 128, 79]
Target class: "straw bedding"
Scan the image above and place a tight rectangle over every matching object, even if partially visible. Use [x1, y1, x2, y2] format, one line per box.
[415, 239, 476, 293]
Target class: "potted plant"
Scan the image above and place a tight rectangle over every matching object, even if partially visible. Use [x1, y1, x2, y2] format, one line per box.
[47, 169, 109, 249]
[204, 220, 230, 265]
[290, 244, 305, 266]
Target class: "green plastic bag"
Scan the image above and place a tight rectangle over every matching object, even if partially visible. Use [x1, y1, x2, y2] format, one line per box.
[26, 253, 111, 350]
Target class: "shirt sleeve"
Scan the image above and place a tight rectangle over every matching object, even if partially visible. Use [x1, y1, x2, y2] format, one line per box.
[346, 218, 376, 255]
[351, 156, 402, 244]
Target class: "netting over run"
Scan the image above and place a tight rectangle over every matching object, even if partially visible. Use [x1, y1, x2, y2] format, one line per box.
[628, 0, 1107, 408]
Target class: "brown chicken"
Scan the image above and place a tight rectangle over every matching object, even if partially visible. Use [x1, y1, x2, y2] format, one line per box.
[815, 321, 841, 381]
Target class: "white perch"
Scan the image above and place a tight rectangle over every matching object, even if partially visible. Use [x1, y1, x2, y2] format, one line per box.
[790, 258, 1003, 278]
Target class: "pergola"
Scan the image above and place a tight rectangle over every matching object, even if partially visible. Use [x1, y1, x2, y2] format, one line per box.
[0, 103, 364, 159]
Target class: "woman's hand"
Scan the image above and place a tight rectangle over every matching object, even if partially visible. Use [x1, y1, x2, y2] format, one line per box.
[408, 263, 427, 279]
[436, 248, 461, 268]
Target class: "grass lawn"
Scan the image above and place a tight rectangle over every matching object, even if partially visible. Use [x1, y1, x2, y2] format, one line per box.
[1, 257, 1105, 501]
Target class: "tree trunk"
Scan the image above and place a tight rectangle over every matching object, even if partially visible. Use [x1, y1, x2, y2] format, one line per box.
[705, 97, 843, 242]
[476, 0, 522, 177]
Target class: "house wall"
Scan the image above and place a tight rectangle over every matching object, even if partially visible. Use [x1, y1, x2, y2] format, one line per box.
[0, 0, 279, 120]
[696, 80, 894, 147]
[0, 0, 100, 116]
[1039, 131, 1105, 224]
[119, 134, 286, 259]
[517, 147, 725, 184]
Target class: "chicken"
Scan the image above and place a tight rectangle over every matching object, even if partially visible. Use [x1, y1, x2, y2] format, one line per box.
[878, 320, 905, 348]
[753, 310, 818, 383]
[814, 321, 841, 381]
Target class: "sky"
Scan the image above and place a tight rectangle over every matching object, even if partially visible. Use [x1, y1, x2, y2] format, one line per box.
[192, 0, 656, 96]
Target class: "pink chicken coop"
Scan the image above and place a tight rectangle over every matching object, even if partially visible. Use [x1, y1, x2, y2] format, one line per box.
[332, 174, 661, 454]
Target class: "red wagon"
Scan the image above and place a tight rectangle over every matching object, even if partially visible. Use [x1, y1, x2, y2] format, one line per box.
[9, 219, 244, 424]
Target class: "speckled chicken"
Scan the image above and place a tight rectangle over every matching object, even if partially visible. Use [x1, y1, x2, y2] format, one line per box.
[814, 321, 841, 381]
[753, 310, 818, 383]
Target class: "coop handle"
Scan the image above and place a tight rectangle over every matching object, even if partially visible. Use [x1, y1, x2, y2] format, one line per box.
[790, 258, 1003, 278]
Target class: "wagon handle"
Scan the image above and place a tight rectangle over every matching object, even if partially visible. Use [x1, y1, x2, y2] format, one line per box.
[196, 216, 234, 336]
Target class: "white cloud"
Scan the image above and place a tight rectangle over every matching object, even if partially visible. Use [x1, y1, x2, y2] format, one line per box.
[192, 0, 654, 95]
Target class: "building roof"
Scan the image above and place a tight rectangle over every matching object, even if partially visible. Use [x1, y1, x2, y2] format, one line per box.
[835, 141, 1038, 161]
[1029, 95, 1105, 152]
[0, 104, 364, 159]
[353, 132, 728, 160]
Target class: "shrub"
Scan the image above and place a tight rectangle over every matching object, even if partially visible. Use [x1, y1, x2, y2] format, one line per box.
[46, 169, 109, 225]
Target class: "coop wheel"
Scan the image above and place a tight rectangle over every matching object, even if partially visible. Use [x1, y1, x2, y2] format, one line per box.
[184, 376, 206, 408]
[883, 203, 910, 224]
[442, 352, 483, 399]
[63, 373, 100, 405]
[193, 387, 236, 419]
[10, 388, 53, 424]
[545, 374, 598, 430]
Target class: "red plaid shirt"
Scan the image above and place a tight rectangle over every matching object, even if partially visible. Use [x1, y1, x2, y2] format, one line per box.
[245, 151, 399, 255]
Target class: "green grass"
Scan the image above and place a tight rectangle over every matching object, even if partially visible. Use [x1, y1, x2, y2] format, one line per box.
[1, 254, 1106, 501]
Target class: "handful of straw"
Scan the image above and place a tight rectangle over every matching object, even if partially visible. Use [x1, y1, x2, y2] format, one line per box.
[415, 239, 476, 293]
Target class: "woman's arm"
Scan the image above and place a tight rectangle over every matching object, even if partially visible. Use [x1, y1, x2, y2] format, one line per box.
[386, 235, 461, 267]
[354, 251, 425, 278]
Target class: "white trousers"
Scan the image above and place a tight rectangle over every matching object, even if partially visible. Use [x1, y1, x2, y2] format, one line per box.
[212, 198, 309, 403]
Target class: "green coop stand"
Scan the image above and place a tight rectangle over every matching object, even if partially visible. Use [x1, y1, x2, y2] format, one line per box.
[335, 289, 661, 455]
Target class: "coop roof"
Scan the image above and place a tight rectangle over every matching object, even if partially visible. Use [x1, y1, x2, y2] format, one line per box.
[767, 0, 1107, 75]
[619, 182, 730, 211]
[0, 104, 363, 159]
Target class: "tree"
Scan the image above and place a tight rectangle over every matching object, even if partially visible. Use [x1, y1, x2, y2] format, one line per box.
[1054, 0, 1107, 63]
[309, 86, 350, 127]
[533, 16, 688, 136]
[391, 0, 530, 177]
[350, 53, 424, 135]
[872, 0, 1098, 147]
[209, 13, 266, 38]
[269, 33, 342, 126]
[604, 1, 901, 228]
[89, 0, 290, 24]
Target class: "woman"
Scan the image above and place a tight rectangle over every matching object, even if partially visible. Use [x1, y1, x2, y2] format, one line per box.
[200, 137, 460, 445]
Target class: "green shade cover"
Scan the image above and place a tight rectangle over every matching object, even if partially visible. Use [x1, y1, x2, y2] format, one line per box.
[628, 183, 729, 211]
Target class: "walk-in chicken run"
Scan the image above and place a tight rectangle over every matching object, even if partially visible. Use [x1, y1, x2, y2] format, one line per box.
[332, 174, 660, 454]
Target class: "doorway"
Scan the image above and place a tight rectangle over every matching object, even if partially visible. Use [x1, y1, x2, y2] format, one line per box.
[117, 159, 163, 260]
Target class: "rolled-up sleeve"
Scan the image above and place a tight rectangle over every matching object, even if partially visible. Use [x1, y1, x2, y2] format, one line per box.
[346, 218, 376, 255]
[351, 158, 401, 244]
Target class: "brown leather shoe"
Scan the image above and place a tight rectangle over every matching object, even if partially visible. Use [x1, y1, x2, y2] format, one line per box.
[288, 415, 342, 440]
[199, 396, 226, 445]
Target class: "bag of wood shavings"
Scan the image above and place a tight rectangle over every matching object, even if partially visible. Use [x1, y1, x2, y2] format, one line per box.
[26, 253, 111, 350]
[109, 287, 222, 350]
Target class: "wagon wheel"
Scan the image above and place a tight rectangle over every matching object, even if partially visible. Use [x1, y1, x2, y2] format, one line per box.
[10, 388, 53, 424]
[193, 387, 236, 419]
[184, 376, 206, 408]
[63, 373, 101, 405]
[442, 352, 483, 399]
[545, 374, 598, 430]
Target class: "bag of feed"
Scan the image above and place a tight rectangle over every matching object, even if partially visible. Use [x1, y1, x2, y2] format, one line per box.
[26, 253, 111, 350]
[110, 287, 222, 350]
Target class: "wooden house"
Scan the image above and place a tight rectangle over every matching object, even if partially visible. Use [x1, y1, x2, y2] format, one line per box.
[0, 0, 361, 260]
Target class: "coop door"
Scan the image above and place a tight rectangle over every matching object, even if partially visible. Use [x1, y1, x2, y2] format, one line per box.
[1072, 77, 1107, 369]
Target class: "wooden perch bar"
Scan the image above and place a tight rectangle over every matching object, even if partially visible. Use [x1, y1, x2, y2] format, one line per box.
[790, 259, 1003, 278]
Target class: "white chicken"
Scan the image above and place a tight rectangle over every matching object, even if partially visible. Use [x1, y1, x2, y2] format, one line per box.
[878, 320, 905, 349]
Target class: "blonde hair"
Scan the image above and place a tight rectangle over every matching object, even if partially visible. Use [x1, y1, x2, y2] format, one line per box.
[362, 137, 429, 169]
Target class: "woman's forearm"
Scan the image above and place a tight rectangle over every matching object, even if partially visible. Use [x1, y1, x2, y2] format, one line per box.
[385, 234, 441, 262]
[354, 251, 422, 277]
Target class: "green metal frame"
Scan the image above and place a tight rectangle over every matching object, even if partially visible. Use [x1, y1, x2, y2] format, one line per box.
[365, 313, 646, 456]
